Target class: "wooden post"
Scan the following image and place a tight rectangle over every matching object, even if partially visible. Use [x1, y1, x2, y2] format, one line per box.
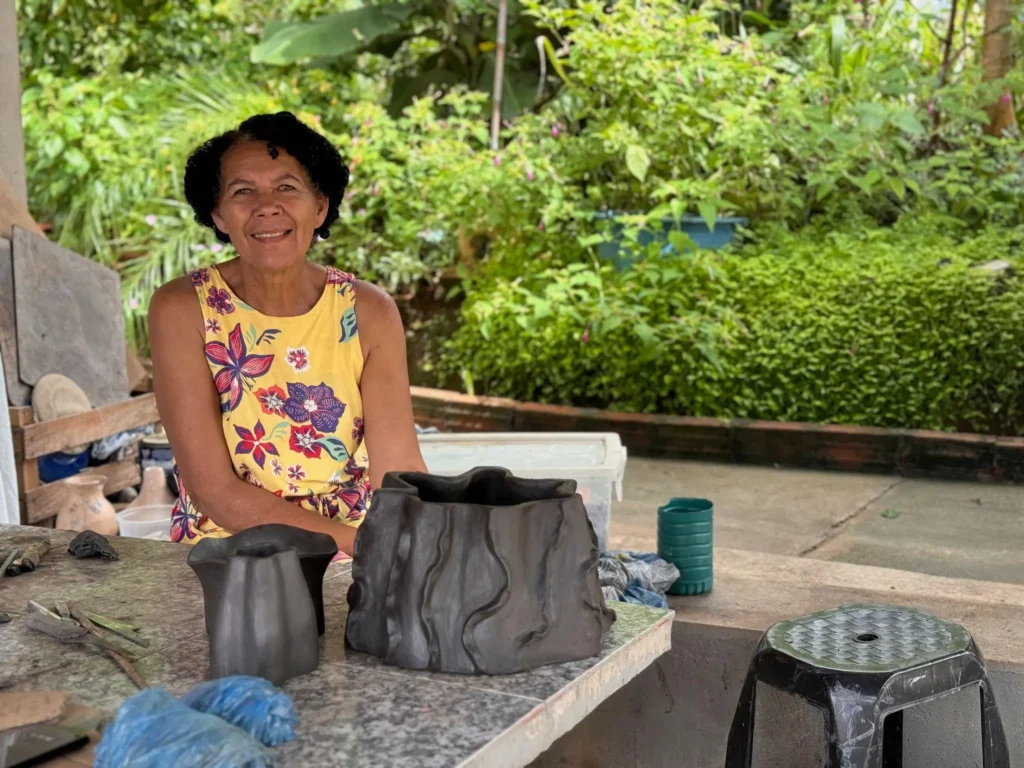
[490, 0, 508, 152]
[982, 0, 1017, 136]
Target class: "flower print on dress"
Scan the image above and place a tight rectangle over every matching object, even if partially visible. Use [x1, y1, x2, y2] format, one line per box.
[170, 466, 206, 542]
[205, 324, 274, 412]
[283, 382, 345, 433]
[270, 458, 284, 476]
[286, 347, 310, 372]
[205, 319, 221, 336]
[289, 425, 324, 459]
[255, 385, 287, 416]
[189, 268, 211, 287]
[170, 499, 206, 543]
[326, 267, 356, 297]
[206, 286, 235, 315]
[351, 417, 364, 443]
[337, 479, 370, 519]
[234, 421, 279, 470]
[288, 465, 306, 481]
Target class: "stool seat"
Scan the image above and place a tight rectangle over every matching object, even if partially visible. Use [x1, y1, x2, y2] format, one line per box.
[725, 603, 1011, 768]
[768, 603, 971, 674]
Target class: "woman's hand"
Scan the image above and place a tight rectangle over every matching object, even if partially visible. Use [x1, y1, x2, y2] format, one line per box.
[148, 277, 358, 554]
[354, 281, 428, 489]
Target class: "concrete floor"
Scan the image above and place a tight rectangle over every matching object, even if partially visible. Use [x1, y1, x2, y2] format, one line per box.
[608, 457, 1024, 585]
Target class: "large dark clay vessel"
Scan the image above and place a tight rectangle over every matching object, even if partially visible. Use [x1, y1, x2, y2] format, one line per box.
[187, 524, 338, 685]
[345, 466, 616, 675]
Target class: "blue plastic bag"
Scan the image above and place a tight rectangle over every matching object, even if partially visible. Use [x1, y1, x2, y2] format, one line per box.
[94, 688, 271, 768]
[181, 676, 298, 747]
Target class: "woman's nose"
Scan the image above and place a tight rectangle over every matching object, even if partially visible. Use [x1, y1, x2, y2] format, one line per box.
[253, 192, 282, 216]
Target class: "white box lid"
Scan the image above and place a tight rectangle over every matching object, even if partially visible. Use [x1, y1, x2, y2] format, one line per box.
[417, 432, 627, 501]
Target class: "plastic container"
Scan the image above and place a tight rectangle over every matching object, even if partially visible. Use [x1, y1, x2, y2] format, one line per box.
[657, 497, 713, 596]
[417, 432, 627, 552]
[38, 450, 89, 483]
[117, 504, 173, 540]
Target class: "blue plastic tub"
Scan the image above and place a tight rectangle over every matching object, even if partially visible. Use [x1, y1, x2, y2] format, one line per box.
[38, 450, 90, 483]
[593, 212, 748, 269]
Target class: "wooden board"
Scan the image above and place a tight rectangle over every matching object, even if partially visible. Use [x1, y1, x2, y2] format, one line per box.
[24, 455, 141, 524]
[19, 393, 158, 460]
[0, 172, 44, 240]
[12, 226, 129, 407]
[0, 236, 31, 406]
[0, 690, 69, 731]
[9, 405, 34, 427]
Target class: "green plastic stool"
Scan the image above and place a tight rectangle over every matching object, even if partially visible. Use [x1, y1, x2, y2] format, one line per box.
[658, 497, 713, 596]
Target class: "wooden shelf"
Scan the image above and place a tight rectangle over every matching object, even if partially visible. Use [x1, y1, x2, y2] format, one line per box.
[8, 393, 160, 526]
[16, 393, 158, 460]
[22, 451, 140, 525]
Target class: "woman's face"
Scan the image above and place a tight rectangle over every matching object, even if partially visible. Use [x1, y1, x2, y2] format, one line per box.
[211, 140, 328, 271]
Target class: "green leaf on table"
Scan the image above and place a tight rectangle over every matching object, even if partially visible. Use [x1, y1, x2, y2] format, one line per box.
[880, 509, 900, 520]
[625, 145, 650, 182]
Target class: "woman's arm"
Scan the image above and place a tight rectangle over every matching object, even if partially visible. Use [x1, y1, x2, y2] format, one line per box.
[149, 279, 357, 554]
[355, 281, 428, 489]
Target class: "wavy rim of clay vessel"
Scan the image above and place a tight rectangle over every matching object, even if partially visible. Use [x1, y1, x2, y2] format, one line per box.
[371, 465, 580, 509]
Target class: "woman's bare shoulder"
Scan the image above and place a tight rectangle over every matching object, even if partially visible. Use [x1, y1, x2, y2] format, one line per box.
[353, 279, 402, 353]
[149, 274, 203, 335]
[354, 278, 391, 303]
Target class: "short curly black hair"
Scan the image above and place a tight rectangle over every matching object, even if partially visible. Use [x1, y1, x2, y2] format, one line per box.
[183, 111, 349, 244]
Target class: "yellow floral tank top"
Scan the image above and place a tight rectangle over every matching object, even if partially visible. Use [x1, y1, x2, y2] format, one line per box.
[170, 264, 370, 543]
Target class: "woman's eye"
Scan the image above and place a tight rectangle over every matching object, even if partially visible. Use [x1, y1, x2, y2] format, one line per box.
[233, 188, 251, 196]
[279, 184, 296, 191]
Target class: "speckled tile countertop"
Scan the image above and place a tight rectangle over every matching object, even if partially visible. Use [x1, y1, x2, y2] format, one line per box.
[0, 525, 673, 768]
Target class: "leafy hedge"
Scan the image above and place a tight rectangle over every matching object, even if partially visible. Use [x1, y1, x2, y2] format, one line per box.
[435, 217, 1024, 434]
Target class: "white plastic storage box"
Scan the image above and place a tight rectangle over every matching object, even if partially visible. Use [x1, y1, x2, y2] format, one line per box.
[416, 432, 627, 552]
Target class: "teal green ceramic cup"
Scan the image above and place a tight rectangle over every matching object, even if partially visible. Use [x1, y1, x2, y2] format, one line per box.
[658, 497, 713, 595]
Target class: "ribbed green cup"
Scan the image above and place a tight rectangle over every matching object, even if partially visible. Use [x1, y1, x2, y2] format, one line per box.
[658, 497, 713, 596]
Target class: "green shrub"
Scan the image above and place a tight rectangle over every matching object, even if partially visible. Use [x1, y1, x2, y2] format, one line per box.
[436, 218, 1024, 433]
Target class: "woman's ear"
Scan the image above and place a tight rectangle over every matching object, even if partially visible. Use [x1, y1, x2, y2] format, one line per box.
[315, 193, 328, 228]
[211, 206, 229, 236]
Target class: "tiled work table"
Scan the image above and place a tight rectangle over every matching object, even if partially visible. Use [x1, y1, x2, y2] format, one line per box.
[0, 525, 672, 767]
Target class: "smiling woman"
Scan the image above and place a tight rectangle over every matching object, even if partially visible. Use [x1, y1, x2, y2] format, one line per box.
[148, 112, 427, 555]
